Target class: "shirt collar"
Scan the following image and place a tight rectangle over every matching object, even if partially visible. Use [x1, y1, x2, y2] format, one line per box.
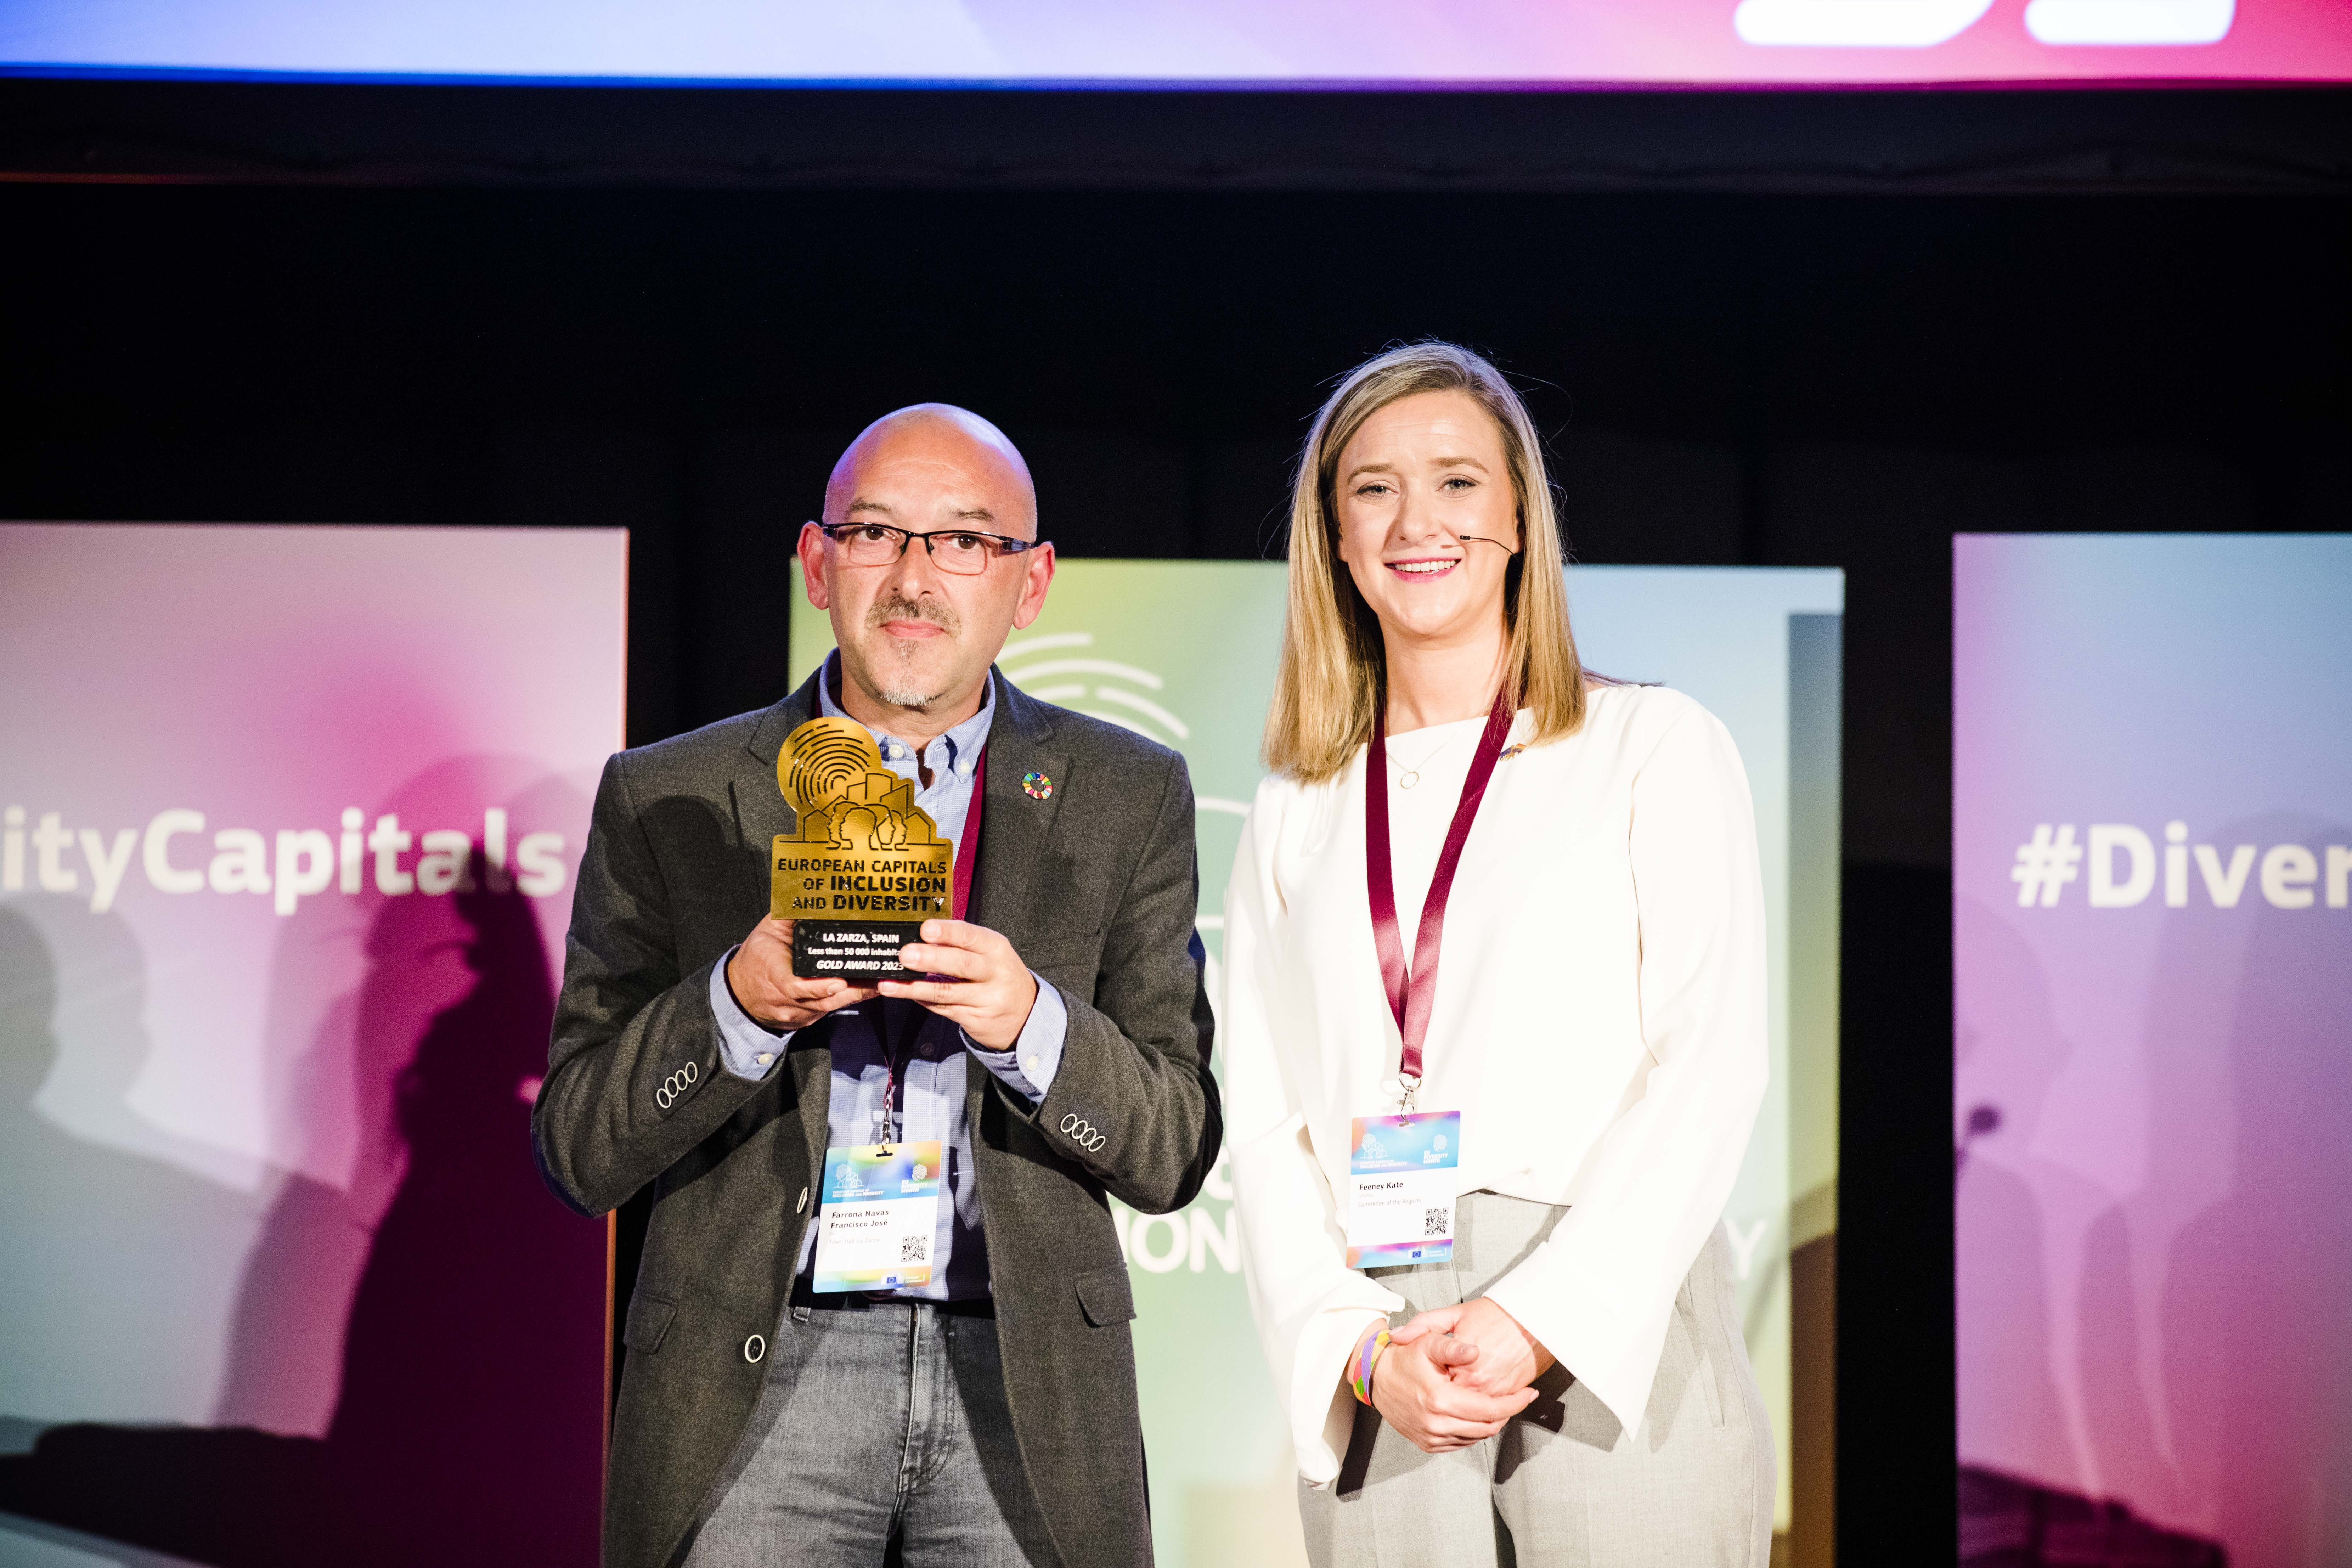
[819, 650, 996, 777]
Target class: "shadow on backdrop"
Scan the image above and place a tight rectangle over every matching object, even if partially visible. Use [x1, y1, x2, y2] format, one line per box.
[0, 905, 261, 1439]
[1964, 813, 2352, 1568]
[2157, 813, 2352, 1568]
[1952, 896, 2072, 1493]
[0, 847, 603, 1567]
[1952, 897, 2228, 1568]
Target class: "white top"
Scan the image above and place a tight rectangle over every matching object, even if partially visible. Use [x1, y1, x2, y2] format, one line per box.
[1219, 683, 1768, 1483]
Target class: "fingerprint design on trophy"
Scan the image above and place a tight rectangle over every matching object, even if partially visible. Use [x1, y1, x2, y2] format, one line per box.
[780, 720, 884, 811]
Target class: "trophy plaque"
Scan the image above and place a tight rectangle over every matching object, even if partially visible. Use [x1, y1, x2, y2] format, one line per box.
[771, 717, 954, 981]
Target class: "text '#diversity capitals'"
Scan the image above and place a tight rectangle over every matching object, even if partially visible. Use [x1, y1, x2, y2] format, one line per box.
[2, 806, 567, 916]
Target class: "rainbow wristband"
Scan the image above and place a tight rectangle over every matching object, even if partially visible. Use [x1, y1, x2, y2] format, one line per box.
[1349, 1329, 1392, 1406]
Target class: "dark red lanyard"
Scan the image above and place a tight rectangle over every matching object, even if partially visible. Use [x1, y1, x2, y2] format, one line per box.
[950, 744, 984, 925]
[1365, 694, 1513, 1089]
[880, 742, 986, 1135]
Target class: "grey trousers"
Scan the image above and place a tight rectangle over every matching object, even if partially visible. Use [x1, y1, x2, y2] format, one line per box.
[1300, 1193, 1774, 1568]
[683, 1298, 1061, 1568]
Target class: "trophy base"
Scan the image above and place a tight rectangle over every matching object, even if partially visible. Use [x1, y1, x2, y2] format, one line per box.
[793, 919, 925, 981]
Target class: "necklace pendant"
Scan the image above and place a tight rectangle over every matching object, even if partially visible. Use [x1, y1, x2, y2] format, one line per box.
[1399, 770, 1420, 789]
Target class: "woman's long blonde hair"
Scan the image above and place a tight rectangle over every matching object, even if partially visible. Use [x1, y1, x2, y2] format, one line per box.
[1262, 341, 1587, 782]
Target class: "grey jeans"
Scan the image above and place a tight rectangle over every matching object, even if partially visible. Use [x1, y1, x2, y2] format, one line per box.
[682, 1297, 1061, 1568]
[1300, 1192, 1775, 1568]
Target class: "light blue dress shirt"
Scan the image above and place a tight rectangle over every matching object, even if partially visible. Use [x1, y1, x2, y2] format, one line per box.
[709, 656, 1067, 1299]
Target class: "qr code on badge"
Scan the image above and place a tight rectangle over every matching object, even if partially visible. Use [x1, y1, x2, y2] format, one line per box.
[901, 1234, 929, 1263]
[1424, 1207, 1451, 1239]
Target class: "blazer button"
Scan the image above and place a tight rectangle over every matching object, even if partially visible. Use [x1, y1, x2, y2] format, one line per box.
[795, 1186, 809, 1214]
[743, 1334, 766, 1364]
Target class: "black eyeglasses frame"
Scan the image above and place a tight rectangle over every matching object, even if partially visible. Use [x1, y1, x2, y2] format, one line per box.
[811, 520, 1047, 572]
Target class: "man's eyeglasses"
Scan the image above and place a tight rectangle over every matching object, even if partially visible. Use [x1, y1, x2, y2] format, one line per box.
[813, 521, 1045, 576]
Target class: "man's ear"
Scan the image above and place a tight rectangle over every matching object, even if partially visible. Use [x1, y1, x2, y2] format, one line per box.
[1011, 542, 1056, 631]
[798, 521, 833, 609]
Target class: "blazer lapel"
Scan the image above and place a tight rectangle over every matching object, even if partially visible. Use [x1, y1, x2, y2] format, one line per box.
[975, 669, 1070, 953]
[731, 669, 825, 852]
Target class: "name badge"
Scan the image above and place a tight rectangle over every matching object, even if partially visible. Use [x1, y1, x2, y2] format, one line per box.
[1345, 1110, 1460, 1269]
[813, 1140, 943, 1293]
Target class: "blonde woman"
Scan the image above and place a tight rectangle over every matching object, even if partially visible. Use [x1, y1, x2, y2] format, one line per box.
[1222, 343, 1773, 1566]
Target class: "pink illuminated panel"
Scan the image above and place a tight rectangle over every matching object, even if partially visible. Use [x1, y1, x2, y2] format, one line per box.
[0, 523, 624, 1565]
[1953, 535, 2352, 1568]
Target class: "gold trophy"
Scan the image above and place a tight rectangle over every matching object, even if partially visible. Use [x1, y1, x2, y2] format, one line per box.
[771, 717, 954, 980]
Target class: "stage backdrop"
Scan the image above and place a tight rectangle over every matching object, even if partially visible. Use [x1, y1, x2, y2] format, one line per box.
[790, 559, 1843, 1563]
[1955, 534, 2352, 1568]
[0, 523, 625, 1568]
[6, 0, 2347, 83]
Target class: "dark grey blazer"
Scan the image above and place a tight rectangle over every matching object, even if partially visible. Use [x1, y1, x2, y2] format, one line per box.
[532, 667, 1220, 1568]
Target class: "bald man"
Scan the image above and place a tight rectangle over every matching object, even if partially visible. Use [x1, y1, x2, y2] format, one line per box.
[534, 406, 1219, 1568]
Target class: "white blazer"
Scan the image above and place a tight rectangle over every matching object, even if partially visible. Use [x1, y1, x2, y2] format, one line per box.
[1218, 683, 1769, 1484]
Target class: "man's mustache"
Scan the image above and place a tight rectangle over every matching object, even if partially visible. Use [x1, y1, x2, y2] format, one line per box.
[867, 595, 959, 636]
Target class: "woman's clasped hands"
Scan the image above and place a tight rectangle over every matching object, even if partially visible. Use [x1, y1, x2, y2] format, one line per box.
[1359, 1297, 1553, 1453]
